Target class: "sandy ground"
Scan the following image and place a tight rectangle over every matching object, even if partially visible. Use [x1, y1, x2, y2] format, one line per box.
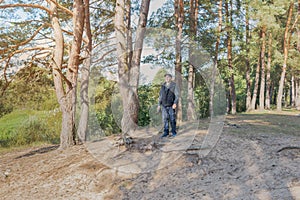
[0, 112, 299, 200]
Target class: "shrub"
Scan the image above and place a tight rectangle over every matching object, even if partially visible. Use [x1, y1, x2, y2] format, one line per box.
[0, 109, 61, 148]
[0, 102, 13, 118]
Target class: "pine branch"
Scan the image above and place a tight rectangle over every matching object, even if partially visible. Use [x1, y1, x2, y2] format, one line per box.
[0, 3, 51, 14]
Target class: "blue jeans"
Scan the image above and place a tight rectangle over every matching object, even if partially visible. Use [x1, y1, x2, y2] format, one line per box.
[162, 106, 176, 136]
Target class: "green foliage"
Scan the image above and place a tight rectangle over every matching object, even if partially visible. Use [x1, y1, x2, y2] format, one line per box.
[0, 67, 59, 148]
[148, 0, 175, 29]
[0, 110, 61, 148]
[138, 84, 160, 126]
[1, 66, 58, 113]
[0, 102, 13, 118]
[142, 28, 177, 69]
[95, 106, 120, 136]
[92, 77, 120, 136]
[194, 83, 210, 118]
[235, 74, 247, 112]
[12, 117, 48, 146]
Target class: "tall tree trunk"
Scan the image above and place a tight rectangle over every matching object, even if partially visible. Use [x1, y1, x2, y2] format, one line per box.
[291, 75, 295, 106]
[225, 0, 236, 114]
[62, 0, 85, 148]
[187, 0, 198, 121]
[174, 0, 184, 123]
[210, 0, 223, 117]
[284, 79, 288, 107]
[126, 0, 132, 69]
[48, 0, 67, 146]
[115, 0, 131, 140]
[259, 26, 266, 110]
[245, 0, 251, 111]
[48, 0, 80, 149]
[277, 1, 293, 111]
[128, 0, 150, 130]
[265, 32, 272, 109]
[298, 0, 300, 53]
[115, 0, 150, 141]
[250, 52, 261, 110]
[296, 0, 300, 110]
[296, 79, 300, 110]
[77, 0, 92, 142]
[273, 84, 277, 105]
[226, 88, 231, 113]
[48, 0, 85, 149]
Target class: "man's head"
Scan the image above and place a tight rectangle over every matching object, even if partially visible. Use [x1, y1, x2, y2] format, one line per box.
[164, 73, 172, 83]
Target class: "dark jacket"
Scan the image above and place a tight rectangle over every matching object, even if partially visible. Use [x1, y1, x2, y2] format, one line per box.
[158, 81, 179, 107]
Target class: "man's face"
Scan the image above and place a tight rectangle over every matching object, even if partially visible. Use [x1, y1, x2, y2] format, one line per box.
[165, 75, 172, 83]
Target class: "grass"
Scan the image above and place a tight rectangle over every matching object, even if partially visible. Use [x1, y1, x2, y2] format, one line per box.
[0, 110, 36, 132]
[0, 109, 61, 149]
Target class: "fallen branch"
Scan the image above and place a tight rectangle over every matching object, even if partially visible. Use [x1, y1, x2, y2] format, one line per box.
[277, 146, 300, 153]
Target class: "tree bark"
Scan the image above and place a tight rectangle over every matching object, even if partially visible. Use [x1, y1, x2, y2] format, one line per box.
[296, 79, 300, 110]
[225, 0, 236, 114]
[296, 0, 300, 110]
[115, 0, 131, 139]
[174, 0, 184, 123]
[128, 0, 150, 129]
[245, 1, 251, 111]
[48, 0, 64, 108]
[77, 0, 92, 143]
[265, 32, 272, 109]
[250, 52, 260, 111]
[259, 26, 266, 110]
[187, 0, 198, 121]
[210, 0, 223, 117]
[298, 0, 300, 53]
[48, 0, 74, 149]
[48, 0, 85, 149]
[60, 0, 85, 148]
[291, 75, 295, 106]
[126, 0, 132, 68]
[277, 1, 293, 111]
[115, 0, 150, 141]
[272, 84, 277, 105]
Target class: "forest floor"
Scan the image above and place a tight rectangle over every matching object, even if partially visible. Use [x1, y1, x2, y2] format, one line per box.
[1, 110, 300, 200]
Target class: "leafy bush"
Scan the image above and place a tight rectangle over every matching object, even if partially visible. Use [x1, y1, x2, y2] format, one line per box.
[0, 110, 61, 148]
[194, 84, 210, 118]
[0, 66, 57, 112]
[15, 117, 48, 145]
[0, 102, 13, 118]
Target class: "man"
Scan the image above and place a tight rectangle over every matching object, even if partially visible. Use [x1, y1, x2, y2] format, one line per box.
[157, 73, 179, 138]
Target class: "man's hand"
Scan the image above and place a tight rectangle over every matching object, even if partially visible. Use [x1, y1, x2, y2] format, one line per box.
[172, 104, 177, 109]
[157, 105, 161, 113]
